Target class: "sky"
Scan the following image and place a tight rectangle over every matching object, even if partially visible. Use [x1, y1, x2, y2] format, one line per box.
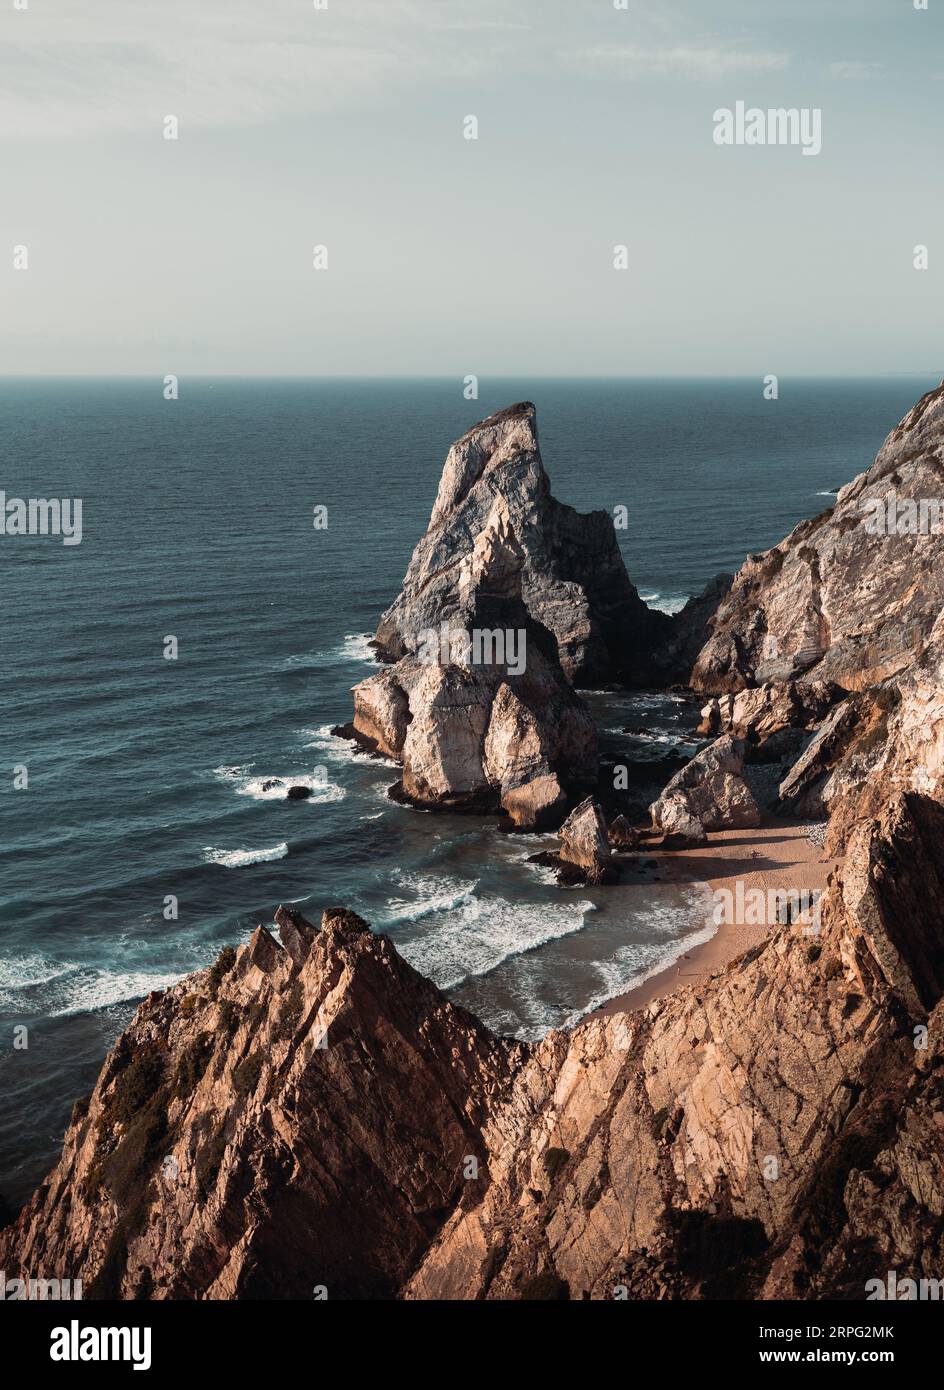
[0, 0, 941, 376]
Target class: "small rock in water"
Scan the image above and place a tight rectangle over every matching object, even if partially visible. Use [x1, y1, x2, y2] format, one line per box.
[286, 785, 312, 800]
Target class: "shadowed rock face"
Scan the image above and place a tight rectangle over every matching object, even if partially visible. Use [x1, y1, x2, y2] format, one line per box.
[691, 382, 944, 696]
[4, 796, 944, 1301]
[351, 495, 599, 827]
[0, 908, 522, 1301]
[373, 402, 666, 686]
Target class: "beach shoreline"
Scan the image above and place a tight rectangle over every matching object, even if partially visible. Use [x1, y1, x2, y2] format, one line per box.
[588, 817, 839, 1019]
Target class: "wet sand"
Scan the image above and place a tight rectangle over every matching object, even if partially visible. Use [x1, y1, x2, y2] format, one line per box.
[592, 818, 839, 1018]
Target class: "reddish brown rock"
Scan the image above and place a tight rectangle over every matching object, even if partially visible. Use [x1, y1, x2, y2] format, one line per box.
[5, 795, 944, 1301]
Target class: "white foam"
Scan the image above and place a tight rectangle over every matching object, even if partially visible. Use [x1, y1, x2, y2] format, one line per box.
[339, 633, 377, 663]
[381, 871, 479, 926]
[303, 724, 398, 770]
[387, 876, 593, 990]
[214, 762, 346, 803]
[281, 634, 376, 669]
[0, 957, 187, 1017]
[238, 773, 345, 804]
[647, 594, 689, 616]
[0, 953, 72, 1004]
[203, 842, 289, 868]
[44, 967, 185, 1017]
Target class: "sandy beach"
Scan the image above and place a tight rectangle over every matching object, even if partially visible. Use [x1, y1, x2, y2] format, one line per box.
[592, 817, 840, 1018]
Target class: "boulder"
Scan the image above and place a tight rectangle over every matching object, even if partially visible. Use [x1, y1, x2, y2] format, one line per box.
[697, 679, 839, 742]
[607, 814, 640, 851]
[558, 797, 614, 883]
[650, 735, 761, 839]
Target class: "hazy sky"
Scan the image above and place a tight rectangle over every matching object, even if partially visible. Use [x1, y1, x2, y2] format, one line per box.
[0, 0, 940, 375]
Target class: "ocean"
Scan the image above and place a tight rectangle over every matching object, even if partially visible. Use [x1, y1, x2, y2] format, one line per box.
[0, 374, 935, 1210]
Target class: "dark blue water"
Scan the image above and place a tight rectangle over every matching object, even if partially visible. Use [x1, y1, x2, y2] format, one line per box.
[0, 375, 934, 1208]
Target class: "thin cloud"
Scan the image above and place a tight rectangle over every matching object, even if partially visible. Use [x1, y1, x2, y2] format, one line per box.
[571, 43, 791, 80]
[826, 60, 885, 80]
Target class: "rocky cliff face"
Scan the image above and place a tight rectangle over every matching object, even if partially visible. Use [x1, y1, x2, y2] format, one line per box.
[349, 494, 598, 827]
[4, 796, 944, 1301]
[372, 402, 666, 686]
[682, 381, 944, 855]
[691, 382, 944, 695]
[0, 907, 521, 1300]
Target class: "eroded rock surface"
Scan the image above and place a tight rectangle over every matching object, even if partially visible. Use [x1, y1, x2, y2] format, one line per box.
[5, 796, 944, 1301]
[691, 382, 944, 695]
[373, 402, 666, 685]
[351, 497, 597, 827]
[698, 679, 839, 742]
[650, 735, 760, 842]
[557, 797, 614, 884]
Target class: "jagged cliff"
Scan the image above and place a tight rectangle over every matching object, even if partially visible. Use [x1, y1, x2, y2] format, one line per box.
[372, 401, 666, 685]
[350, 493, 597, 828]
[689, 380, 944, 854]
[692, 382, 944, 695]
[6, 383, 944, 1302]
[3, 796, 944, 1300]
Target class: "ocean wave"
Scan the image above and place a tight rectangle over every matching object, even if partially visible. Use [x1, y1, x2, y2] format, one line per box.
[572, 918, 717, 1026]
[461, 882, 717, 1040]
[615, 728, 701, 750]
[302, 724, 399, 770]
[203, 842, 288, 868]
[0, 956, 186, 1018]
[815, 490, 838, 497]
[0, 953, 74, 1004]
[280, 634, 376, 670]
[380, 871, 479, 927]
[648, 594, 689, 616]
[387, 875, 593, 990]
